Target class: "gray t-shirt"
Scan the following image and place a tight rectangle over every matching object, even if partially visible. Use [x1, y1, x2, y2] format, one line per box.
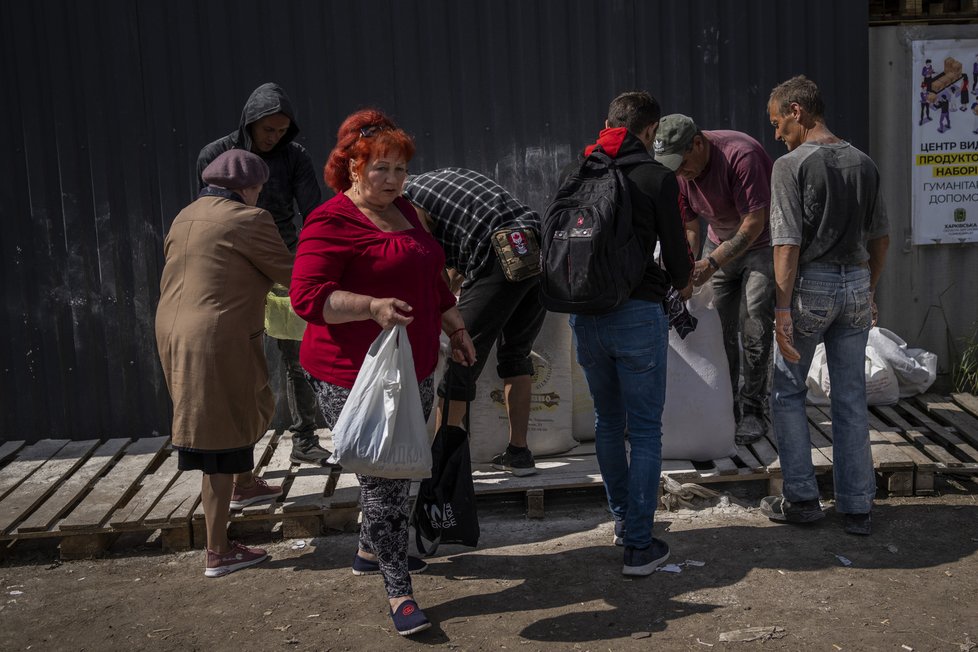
[769, 141, 888, 265]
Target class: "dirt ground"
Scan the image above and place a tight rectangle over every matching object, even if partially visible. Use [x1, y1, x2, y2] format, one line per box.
[2, 478, 978, 652]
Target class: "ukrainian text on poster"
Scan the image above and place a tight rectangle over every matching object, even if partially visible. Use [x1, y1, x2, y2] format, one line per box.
[912, 39, 978, 245]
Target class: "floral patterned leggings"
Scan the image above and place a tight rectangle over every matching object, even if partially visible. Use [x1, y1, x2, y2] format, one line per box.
[307, 372, 434, 598]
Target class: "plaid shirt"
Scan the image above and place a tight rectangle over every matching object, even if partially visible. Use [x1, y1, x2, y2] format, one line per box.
[404, 167, 539, 280]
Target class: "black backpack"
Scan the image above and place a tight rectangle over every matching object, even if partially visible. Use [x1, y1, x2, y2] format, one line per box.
[539, 148, 653, 314]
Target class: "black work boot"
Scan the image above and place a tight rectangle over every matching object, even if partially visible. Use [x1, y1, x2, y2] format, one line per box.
[290, 432, 333, 466]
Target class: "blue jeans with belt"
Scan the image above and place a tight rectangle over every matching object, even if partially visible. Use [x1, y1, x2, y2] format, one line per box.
[771, 263, 876, 514]
[570, 300, 668, 549]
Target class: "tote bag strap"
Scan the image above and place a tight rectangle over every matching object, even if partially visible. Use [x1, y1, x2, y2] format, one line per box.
[415, 365, 472, 557]
[439, 365, 472, 430]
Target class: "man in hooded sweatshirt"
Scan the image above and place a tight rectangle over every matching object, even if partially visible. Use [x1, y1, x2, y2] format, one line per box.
[196, 82, 327, 466]
[568, 91, 692, 577]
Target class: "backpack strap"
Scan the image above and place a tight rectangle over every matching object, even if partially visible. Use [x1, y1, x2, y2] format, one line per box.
[584, 147, 652, 172]
[613, 151, 654, 168]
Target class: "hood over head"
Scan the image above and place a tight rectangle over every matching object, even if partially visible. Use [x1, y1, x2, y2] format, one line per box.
[235, 82, 300, 153]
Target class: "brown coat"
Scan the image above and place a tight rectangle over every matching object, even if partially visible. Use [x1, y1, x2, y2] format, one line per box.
[155, 195, 294, 451]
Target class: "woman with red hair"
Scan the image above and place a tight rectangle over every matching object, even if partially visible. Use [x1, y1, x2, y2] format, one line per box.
[291, 109, 475, 636]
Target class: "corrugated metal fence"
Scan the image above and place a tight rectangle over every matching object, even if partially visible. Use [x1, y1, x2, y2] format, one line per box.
[0, 0, 869, 442]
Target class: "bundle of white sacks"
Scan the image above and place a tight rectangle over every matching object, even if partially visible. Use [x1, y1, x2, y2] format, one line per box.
[806, 326, 937, 406]
[428, 283, 738, 463]
[428, 281, 939, 463]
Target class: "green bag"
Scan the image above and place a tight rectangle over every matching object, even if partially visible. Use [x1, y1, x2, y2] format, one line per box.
[491, 227, 541, 282]
[264, 285, 307, 341]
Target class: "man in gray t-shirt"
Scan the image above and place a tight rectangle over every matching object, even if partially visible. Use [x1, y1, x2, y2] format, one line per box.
[759, 76, 890, 536]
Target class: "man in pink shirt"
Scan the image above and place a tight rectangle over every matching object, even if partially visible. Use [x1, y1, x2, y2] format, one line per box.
[653, 114, 775, 445]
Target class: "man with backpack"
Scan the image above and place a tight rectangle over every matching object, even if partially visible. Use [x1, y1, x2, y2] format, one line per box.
[543, 91, 691, 576]
[652, 114, 775, 446]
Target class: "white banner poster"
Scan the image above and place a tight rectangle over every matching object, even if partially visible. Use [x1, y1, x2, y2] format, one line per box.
[911, 39, 978, 245]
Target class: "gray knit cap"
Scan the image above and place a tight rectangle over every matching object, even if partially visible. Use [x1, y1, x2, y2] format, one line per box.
[202, 149, 270, 190]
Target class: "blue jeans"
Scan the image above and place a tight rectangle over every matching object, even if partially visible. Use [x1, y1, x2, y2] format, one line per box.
[570, 300, 668, 549]
[771, 263, 875, 514]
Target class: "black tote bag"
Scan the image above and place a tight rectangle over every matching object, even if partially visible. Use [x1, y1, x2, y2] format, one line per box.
[412, 382, 480, 556]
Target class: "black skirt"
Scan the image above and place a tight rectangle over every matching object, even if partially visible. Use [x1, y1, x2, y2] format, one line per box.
[176, 445, 255, 475]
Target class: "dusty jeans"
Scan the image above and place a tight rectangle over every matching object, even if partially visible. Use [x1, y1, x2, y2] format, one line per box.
[770, 263, 875, 514]
[703, 240, 775, 418]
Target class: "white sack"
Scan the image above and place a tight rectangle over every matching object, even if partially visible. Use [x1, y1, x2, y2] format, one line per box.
[571, 350, 596, 442]
[468, 312, 577, 463]
[660, 284, 738, 461]
[566, 284, 737, 460]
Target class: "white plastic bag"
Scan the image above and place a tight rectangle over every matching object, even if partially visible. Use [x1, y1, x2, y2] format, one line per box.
[807, 343, 900, 405]
[868, 327, 937, 397]
[329, 325, 432, 478]
[806, 337, 899, 407]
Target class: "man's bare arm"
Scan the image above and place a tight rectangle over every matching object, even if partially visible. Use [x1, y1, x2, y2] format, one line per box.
[867, 235, 889, 292]
[711, 207, 768, 267]
[773, 244, 801, 363]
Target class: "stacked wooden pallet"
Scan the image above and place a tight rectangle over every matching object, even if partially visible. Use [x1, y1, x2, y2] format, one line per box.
[0, 431, 353, 559]
[469, 393, 978, 515]
[1, 393, 976, 557]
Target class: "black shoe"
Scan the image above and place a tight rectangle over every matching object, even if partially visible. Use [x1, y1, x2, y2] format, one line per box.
[759, 495, 825, 523]
[491, 446, 537, 477]
[735, 414, 767, 445]
[622, 538, 670, 576]
[843, 512, 872, 536]
[390, 599, 431, 636]
[290, 435, 334, 466]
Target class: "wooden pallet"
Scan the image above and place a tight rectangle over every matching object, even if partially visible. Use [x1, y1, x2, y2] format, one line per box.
[1, 394, 976, 554]
[470, 395, 978, 516]
[0, 431, 346, 559]
[867, 393, 978, 490]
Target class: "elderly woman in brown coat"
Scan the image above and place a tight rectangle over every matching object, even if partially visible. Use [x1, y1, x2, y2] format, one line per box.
[156, 149, 293, 577]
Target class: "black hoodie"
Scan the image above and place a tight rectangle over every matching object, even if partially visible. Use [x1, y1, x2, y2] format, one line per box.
[567, 128, 692, 303]
[196, 83, 321, 250]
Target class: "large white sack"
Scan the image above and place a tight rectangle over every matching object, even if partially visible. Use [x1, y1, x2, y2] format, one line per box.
[468, 312, 577, 463]
[660, 284, 738, 461]
[566, 284, 737, 459]
[805, 329, 901, 406]
[571, 349, 596, 442]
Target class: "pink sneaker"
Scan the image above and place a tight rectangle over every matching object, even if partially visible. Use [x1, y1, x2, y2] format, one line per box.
[204, 541, 268, 577]
[230, 477, 282, 509]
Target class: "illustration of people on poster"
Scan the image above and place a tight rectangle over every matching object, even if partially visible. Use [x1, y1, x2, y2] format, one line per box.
[912, 39, 978, 245]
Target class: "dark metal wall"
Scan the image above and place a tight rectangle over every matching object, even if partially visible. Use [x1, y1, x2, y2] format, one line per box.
[0, 0, 869, 442]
